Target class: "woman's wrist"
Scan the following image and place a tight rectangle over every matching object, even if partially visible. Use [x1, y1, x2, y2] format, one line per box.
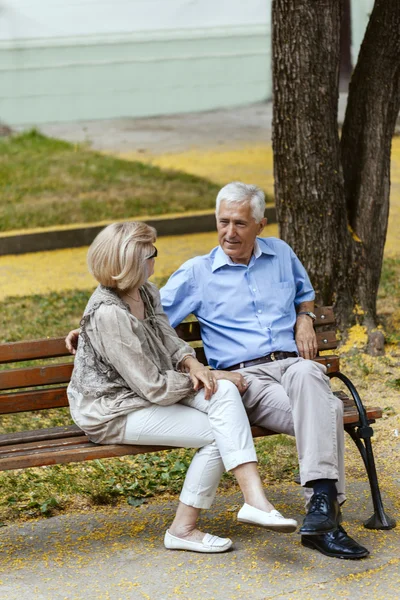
[180, 354, 196, 372]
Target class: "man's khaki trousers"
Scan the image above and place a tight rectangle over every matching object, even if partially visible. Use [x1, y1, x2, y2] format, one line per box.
[239, 357, 345, 505]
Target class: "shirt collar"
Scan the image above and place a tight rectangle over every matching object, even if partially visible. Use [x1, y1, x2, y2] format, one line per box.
[211, 238, 276, 272]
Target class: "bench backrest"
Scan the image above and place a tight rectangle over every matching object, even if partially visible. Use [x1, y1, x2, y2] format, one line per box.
[0, 307, 339, 416]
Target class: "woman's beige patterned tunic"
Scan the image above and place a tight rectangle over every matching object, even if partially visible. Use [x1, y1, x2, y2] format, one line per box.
[67, 283, 195, 444]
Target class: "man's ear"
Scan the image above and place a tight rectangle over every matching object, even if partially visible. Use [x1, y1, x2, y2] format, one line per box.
[258, 218, 267, 234]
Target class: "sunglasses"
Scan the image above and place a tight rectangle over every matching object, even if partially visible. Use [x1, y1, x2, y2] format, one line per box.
[146, 246, 158, 260]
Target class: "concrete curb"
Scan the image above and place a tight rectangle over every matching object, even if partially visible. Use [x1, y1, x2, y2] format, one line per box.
[0, 206, 276, 256]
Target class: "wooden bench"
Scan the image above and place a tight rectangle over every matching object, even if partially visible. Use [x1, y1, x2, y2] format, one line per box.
[0, 307, 395, 530]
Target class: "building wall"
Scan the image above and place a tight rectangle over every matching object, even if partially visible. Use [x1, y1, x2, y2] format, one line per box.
[0, 0, 271, 125]
[350, 0, 375, 66]
[0, 0, 375, 127]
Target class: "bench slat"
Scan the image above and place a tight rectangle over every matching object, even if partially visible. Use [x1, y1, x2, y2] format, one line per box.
[0, 363, 73, 391]
[175, 308, 336, 341]
[0, 356, 340, 415]
[0, 405, 382, 472]
[315, 330, 338, 350]
[314, 356, 339, 373]
[194, 354, 340, 374]
[0, 387, 69, 415]
[0, 442, 173, 471]
[0, 425, 83, 448]
[0, 434, 91, 455]
[0, 355, 339, 397]
[175, 321, 201, 342]
[314, 306, 335, 326]
[0, 338, 70, 364]
[194, 347, 207, 364]
[0, 398, 378, 449]
[343, 406, 381, 423]
[0, 309, 336, 366]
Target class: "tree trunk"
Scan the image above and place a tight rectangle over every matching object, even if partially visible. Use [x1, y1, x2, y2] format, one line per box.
[340, 0, 400, 328]
[272, 0, 400, 332]
[272, 0, 352, 317]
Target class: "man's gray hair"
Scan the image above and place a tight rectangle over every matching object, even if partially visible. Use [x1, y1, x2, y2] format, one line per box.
[215, 182, 265, 223]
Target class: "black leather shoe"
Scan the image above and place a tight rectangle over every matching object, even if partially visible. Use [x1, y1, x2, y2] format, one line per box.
[299, 492, 341, 535]
[302, 525, 370, 559]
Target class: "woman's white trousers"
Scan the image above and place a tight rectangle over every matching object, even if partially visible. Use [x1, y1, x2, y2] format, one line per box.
[122, 380, 257, 509]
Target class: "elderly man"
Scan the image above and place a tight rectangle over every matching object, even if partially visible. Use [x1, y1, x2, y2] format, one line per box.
[159, 181, 369, 560]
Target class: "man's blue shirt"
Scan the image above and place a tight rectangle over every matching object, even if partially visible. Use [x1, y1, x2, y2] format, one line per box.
[160, 237, 315, 369]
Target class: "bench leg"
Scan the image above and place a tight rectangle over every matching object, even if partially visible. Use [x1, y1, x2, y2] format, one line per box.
[344, 424, 396, 530]
[330, 372, 396, 530]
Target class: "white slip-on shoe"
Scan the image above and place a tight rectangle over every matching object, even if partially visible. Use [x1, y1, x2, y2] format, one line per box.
[164, 530, 233, 553]
[238, 504, 298, 533]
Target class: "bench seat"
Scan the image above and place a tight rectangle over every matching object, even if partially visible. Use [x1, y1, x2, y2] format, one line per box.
[0, 400, 382, 471]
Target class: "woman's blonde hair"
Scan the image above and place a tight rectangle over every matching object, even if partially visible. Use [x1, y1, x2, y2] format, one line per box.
[87, 221, 157, 291]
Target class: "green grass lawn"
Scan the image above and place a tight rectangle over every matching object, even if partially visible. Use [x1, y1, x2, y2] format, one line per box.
[0, 130, 221, 232]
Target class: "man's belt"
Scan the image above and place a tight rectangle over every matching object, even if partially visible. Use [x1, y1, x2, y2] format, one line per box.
[225, 351, 298, 371]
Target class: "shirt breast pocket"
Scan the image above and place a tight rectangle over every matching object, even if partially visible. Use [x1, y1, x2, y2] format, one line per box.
[269, 281, 296, 312]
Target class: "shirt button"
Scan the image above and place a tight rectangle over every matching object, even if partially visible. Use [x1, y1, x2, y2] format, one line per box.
[258, 310, 262, 314]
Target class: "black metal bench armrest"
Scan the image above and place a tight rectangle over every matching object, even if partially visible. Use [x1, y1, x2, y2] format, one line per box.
[329, 371, 374, 438]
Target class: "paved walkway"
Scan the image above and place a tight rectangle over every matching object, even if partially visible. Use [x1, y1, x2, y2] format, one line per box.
[1, 483, 398, 600]
[36, 97, 353, 154]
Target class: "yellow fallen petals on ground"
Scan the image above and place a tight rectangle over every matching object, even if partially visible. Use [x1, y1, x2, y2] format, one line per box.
[118, 137, 400, 257]
[0, 226, 279, 300]
[0, 247, 96, 299]
[338, 324, 369, 353]
[387, 136, 400, 257]
[0, 247, 95, 300]
[118, 144, 275, 198]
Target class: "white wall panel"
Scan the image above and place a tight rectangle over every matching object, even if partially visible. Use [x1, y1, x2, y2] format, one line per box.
[0, 26, 271, 125]
[1, 0, 270, 42]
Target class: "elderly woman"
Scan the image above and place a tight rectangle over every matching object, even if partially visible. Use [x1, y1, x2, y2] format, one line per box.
[67, 221, 297, 553]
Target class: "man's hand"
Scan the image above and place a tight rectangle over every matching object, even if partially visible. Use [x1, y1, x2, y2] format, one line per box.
[213, 370, 248, 395]
[295, 316, 318, 360]
[65, 328, 80, 355]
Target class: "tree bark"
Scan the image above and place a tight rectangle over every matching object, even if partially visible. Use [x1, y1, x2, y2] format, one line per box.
[340, 0, 400, 328]
[272, 0, 352, 314]
[272, 0, 400, 332]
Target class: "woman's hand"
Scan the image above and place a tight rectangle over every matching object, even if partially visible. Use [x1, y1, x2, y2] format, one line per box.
[181, 357, 217, 400]
[65, 328, 80, 355]
[213, 370, 249, 395]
